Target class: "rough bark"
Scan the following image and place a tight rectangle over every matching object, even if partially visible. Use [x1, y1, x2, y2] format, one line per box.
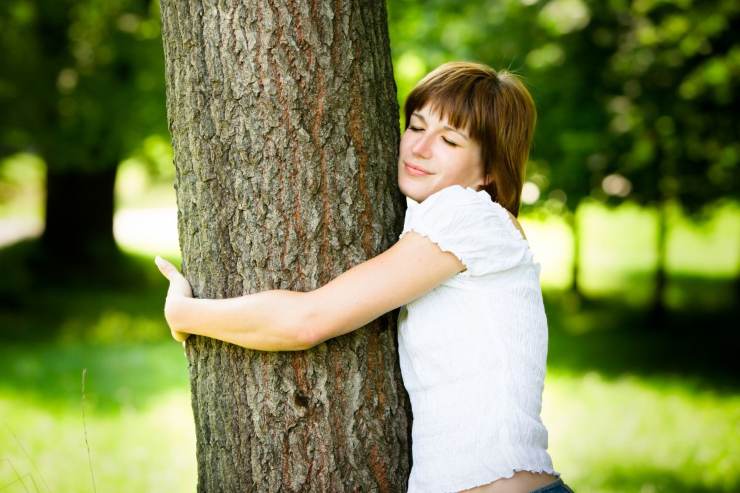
[159, 0, 409, 491]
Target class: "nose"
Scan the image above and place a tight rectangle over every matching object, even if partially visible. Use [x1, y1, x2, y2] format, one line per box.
[411, 132, 433, 159]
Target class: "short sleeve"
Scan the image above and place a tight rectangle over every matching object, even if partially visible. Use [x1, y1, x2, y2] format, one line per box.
[399, 185, 532, 276]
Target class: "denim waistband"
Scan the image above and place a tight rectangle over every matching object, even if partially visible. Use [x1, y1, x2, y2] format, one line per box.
[529, 478, 575, 493]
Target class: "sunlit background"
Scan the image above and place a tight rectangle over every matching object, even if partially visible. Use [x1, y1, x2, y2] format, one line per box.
[1, 0, 738, 492]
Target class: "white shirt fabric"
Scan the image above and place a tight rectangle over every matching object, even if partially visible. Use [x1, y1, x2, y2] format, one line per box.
[397, 184, 559, 493]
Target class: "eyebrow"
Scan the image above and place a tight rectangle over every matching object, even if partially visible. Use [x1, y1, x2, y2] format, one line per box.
[411, 112, 469, 140]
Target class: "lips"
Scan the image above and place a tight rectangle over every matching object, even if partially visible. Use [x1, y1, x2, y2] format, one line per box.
[404, 161, 431, 176]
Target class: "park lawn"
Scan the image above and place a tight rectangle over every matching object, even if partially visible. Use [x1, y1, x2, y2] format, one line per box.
[544, 370, 740, 493]
[0, 342, 196, 493]
[1, 332, 738, 493]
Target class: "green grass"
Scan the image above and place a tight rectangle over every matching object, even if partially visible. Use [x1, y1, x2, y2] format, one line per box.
[544, 371, 740, 493]
[1, 326, 737, 492]
[1, 342, 196, 493]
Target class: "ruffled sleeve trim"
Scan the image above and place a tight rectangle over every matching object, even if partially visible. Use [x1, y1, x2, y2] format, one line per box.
[399, 185, 535, 277]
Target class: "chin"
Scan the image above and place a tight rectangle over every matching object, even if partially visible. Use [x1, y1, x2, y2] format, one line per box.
[398, 175, 418, 199]
[398, 179, 430, 203]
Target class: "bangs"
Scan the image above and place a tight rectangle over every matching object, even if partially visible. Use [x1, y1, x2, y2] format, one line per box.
[404, 68, 497, 144]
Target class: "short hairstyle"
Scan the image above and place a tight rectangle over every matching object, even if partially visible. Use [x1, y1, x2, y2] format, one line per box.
[404, 61, 537, 217]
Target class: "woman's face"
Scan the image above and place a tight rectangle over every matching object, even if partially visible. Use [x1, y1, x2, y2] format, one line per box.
[397, 102, 487, 203]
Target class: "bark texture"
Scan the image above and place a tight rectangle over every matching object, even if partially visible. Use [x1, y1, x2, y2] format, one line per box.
[159, 0, 409, 491]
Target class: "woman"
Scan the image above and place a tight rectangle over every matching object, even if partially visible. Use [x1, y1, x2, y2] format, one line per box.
[156, 61, 574, 493]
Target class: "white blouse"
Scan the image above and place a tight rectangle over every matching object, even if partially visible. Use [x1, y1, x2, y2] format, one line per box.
[397, 184, 559, 493]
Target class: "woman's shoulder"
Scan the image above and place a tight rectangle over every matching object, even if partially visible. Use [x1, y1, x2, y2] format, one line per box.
[413, 185, 521, 236]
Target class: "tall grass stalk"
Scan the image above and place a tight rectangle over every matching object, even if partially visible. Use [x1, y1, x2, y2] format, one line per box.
[81, 368, 97, 493]
[3, 424, 50, 493]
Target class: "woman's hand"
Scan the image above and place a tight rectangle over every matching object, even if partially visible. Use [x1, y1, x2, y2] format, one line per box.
[154, 256, 193, 343]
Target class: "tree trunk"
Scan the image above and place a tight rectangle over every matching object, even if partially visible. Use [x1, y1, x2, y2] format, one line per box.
[649, 201, 668, 327]
[159, 1, 409, 491]
[568, 207, 583, 301]
[41, 166, 119, 269]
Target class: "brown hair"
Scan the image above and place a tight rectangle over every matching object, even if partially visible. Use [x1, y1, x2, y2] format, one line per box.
[404, 61, 537, 217]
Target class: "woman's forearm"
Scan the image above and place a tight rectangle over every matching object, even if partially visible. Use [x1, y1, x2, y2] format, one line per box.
[170, 290, 315, 352]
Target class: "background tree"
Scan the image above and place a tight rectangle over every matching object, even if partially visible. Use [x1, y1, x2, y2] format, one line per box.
[0, 0, 166, 278]
[592, 0, 740, 321]
[159, 0, 409, 490]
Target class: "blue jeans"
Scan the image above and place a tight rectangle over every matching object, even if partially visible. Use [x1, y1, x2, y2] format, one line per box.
[529, 478, 575, 493]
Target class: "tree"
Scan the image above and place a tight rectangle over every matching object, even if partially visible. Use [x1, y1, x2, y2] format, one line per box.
[158, 0, 410, 490]
[586, 0, 740, 321]
[0, 0, 167, 276]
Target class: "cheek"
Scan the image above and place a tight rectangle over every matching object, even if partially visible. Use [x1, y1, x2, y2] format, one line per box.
[461, 148, 482, 170]
[449, 154, 480, 179]
[399, 133, 414, 154]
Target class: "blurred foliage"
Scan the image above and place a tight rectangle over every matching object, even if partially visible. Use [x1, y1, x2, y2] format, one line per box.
[0, 0, 735, 222]
[387, 0, 740, 215]
[0, 153, 44, 217]
[0, 0, 735, 213]
[595, 0, 740, 213]
[0, 0, 167, 172]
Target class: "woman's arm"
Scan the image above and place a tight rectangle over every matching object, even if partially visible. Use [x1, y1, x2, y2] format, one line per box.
[156, 230, 465, 351]
[303, 231, 464, 346]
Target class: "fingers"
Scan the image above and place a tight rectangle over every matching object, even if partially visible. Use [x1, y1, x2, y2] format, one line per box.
[156, 255, 194, 299]
[154, 255, 169, 269]
[154, 256, 169, 277]
[155, 256, 178, 280]
[171, 324, 190, 343]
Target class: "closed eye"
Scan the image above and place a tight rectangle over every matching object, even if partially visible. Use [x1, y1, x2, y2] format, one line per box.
[408, 125, 458, 146]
